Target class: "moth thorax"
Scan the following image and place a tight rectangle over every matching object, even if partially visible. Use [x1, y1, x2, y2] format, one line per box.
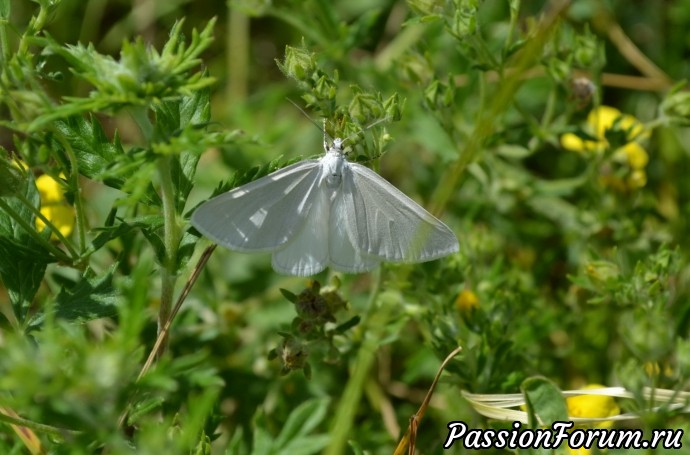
[323, 151, 344, 188]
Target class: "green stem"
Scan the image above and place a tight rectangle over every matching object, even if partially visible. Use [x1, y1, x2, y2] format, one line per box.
[226, 6, 249, 107]
[0, 198, 73, 263]
[157, 154, 180, 353]
[325, 269, 385, 455]
[0, 18, 9, 63]
[52, 131, 88, 255]
[374, 23, 427, 72]
[18, 4, 49, 55]
[128, 106, 179, 352]
[431, 3, 567, 214]
[0, 407, 80, 437]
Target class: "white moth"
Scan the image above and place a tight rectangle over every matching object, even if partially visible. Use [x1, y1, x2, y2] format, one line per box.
[192, 135, 459, 276]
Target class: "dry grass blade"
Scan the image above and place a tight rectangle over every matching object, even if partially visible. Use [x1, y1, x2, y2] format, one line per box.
[393, 346, 462, 455]
[463, 387, 690, 424]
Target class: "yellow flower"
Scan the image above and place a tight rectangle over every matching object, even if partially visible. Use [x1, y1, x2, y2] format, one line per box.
[566, 384, 620, 429]
[561, 106, 650, 190]
[455, 289, 479, 313]
[614, 142, 648, 170]
[35, 174, 74, 238]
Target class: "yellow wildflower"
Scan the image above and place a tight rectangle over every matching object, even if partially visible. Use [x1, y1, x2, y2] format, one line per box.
[567, 384, 620, 429]
[565, 385, 621, 454]
[561, 106, 650, 190]
[455, 289, 479, 313]
[35, 174, 74, 238]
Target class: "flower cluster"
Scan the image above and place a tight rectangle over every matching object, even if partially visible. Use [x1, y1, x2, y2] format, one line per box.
[561, 106, 649, 191]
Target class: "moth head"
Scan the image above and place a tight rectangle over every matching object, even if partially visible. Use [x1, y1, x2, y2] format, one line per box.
[332, 138, 345, 152]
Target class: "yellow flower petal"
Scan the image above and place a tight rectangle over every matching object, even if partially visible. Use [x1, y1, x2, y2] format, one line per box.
[34, 174, 74, 238]
[455, 289, 479, 313]
[567, 385, 620, 429]
[36, 174, 67, 204]
[628, 170, 647, 189]
[620, 142, 649, 169]
[587, 105, 647, 142]
[560, 133, 601, 153]
[36, 205, 74, 237]
[618, 113, 648, 141]
[587, 106, 622, 139]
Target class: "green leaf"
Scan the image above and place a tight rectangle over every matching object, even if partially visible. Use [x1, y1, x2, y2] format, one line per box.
[51, 265, 121, 323]
[532, 175, 588, 197]
[521, 376, 568, 427]
[90, 215, 162, 251]
[0, 236, 50, 320]
[0, 172, 54, 319]
[274, 398, 329, 447]
[280, 288, 297, 303]
[0, 0, 9, 21]
[251, 411, 275, 455]
[153, 87, 211, 212]
[279, 434, 330, 455]
[53, 115, 126, 188]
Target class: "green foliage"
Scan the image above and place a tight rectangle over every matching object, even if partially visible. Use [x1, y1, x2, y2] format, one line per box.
[0, 1, 689, 454]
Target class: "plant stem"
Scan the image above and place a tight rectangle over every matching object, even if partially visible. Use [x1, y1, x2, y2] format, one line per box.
[156, 154, 180, 354]
[226, 6, 249, 107]
[18, 3, 49, 55]
[325, 268, 385, 455]
[431, 1, 568, 215]
[52, 131, 88, 255]
[0, 406, 80, 438]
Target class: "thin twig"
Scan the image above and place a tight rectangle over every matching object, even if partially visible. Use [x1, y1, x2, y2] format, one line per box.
[393, 346, 463, 455]
[116, 244, 216, 428]
[453, 68, 673, 92]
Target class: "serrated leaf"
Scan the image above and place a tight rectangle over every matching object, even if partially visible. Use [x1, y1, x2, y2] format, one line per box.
[154, 88, 211, 212]
[53, 115, 126, 189]
[180, 83, 211, 125]
[177, 230, 198, 270]
[0, 237, 50, 320]
[90, 215, 164, 251]
[0, 172, 55, 318]
[52, 265, 121, 323]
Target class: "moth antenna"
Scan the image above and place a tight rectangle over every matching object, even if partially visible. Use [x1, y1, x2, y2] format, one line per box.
[287, 98, 334, 147]
[342, 116, 391, 145]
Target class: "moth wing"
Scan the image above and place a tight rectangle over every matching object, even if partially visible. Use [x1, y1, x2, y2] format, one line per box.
[329, 187, 381, 273]
[272, 182, 330, 276]
[342, 163, 459, 262]
[191, 160, 322, 251]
